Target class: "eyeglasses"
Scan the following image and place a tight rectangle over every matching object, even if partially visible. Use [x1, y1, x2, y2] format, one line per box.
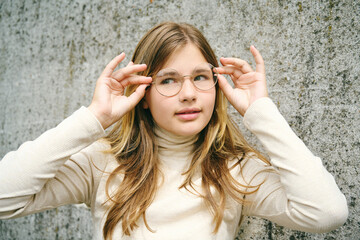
[151, 63, 218, 97]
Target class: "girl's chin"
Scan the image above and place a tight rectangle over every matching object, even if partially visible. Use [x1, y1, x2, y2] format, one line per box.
[166, 126, 204, 137]
[155, 117, 211, 137]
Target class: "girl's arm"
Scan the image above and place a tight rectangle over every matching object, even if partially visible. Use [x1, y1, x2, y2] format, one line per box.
[240, 97, 348, 232]
[0, 107, 105, 218]
[217, 48, 348, 232]
[0, 54, 152, 218]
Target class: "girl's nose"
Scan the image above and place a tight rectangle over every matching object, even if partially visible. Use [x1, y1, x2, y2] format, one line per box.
[178, 78, 197, 102]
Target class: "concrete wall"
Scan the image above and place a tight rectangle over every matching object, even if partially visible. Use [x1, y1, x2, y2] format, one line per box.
[0, 0, 359, 239]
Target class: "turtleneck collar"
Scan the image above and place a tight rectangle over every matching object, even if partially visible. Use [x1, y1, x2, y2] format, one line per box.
[154, 125, 198, 172]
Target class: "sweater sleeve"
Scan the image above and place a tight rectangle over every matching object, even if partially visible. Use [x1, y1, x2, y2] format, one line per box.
[240, 97, 348, 233]
[0, 107, 106, 219]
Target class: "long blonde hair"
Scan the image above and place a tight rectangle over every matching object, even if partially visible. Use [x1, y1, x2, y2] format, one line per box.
[103, 22, 268, 239]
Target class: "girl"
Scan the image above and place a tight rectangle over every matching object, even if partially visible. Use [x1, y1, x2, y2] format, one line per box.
[0, 22, 348, 239]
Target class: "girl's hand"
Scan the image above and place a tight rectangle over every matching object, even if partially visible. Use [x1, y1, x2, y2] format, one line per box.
[216, 46, 268, 116]
[88, 53, 152, 129]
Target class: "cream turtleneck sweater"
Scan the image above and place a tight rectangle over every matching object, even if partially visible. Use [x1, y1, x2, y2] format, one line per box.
[0, 98, 348, 239]
[155, 124, 197, 172]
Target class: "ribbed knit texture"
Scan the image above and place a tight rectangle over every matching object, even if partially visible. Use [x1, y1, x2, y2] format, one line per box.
[0, 98, 348, 239]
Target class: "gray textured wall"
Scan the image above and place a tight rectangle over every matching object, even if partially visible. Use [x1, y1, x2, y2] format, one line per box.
[0, 0, 359, 239]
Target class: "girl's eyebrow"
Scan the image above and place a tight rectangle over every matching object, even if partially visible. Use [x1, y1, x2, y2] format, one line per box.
[193, 68, 211, 74]
[158, 70, 179, 77]
[159, 67, 210, 76]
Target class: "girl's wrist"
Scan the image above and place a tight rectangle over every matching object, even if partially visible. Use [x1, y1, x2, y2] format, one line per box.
[87, 104, 110, 130]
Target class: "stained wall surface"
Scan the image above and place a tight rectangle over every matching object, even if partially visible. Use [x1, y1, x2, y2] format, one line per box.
[0, 0, 359, 239]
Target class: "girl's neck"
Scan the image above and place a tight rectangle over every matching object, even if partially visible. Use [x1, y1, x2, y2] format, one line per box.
[154, 125, 198, 172]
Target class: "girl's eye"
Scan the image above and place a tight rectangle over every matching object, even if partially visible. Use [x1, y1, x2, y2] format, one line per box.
[160, 78, 176, 85]
[194, 75, 209, 81]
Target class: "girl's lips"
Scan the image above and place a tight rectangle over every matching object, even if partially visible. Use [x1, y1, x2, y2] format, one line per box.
[175, 108, 201, 121]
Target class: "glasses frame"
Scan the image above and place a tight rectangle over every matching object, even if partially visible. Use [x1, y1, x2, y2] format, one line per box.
[150, 63, 218, 97]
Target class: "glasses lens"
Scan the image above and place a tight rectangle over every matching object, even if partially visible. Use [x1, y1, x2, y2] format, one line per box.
[192, 63, 217, 91]
[155, 69, 182, 96]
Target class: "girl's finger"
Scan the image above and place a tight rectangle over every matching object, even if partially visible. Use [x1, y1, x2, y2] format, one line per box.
[127, 84, 149, 108]
[220, 57, 253, 74]
[112, 64, 147, 80]
[250, 46, 265, 74]
[232, 72, 258, 88]
[216, 65, 244, 80]
[217, 73, 234, 99]
[100, 53, 126, 78]
[116, 75, 152, 88]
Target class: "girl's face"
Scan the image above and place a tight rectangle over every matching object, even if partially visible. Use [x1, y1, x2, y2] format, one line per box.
[143, 43, 216, 136]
